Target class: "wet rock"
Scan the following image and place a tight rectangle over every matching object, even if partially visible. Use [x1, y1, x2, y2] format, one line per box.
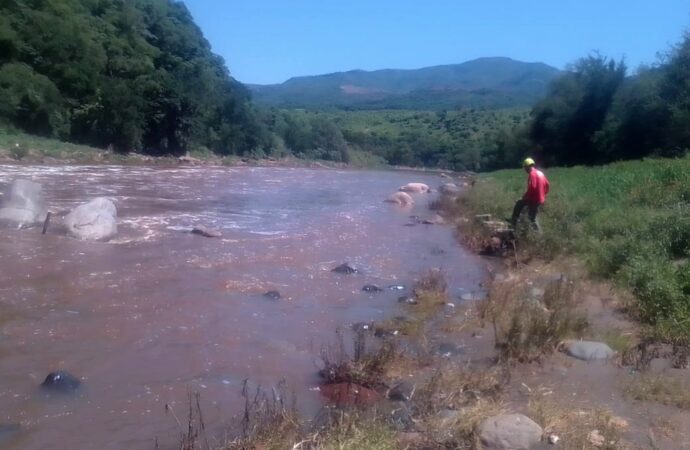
[388, 285, 405, 291]
[562, 340, 615, 361]
[460, 292, 474, 301]
[332, 263, 359, 274]
[263, 290, 281, 300]
[479, 414, 543, 450]
[0, 179, 48, 225]
[439, 183, 460, 195]
[352, 322, 372, 333]
[430, 246, 446, 255]
[41, 371, 81, 393]
[435, 342, 464, 357]
[64, 197, 117, 241]
[399, 182, 431, 193]
[319, 383, 382, 407]
[388, 381, 416, 401]
[384, 191, 414, 206]
[191, 226, 222, 238]
[362, 284, 383, 293]
[398, 296, 418, 305]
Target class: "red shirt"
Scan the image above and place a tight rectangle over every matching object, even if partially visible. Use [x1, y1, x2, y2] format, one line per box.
[523, 167, 550, 204]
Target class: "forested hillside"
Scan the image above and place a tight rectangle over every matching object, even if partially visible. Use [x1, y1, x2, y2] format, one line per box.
[0, 0, 265, 155]
[249, 57, 561, 110]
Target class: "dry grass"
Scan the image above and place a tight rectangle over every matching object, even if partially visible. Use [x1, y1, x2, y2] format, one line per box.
[310, 411, 398, 450]
[412, 268, 449, 319]
[528, 396, 626, 449]
[624, 375, 690, 410]
[479, 276, 588, 362]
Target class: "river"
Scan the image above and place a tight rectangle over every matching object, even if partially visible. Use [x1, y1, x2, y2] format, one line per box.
[0, 165, 486, 449]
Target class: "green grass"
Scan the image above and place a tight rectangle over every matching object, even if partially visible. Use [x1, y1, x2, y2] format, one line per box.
[0, 127, 104, 160]
[458, 156, 690, 342]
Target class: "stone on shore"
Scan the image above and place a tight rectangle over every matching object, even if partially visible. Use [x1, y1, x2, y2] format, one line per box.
[561, 340, 615, 361]
[0, 179, 48, 225]
[479, 413, 543, 449]
[64, 197, 117, 241]
[385, 191, 415, 206]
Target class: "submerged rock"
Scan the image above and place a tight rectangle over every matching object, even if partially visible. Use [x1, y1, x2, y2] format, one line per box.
[362, 284, 383, 293]
[332, 263, 359, 274]
[384, 191, 414, 206]
[41, 371, 81, 393]
[561, 340, 615, 361]
[0, 179, 48, 225]
[388, 285, 406, 291]
[398, 296, 418, 305]
[479, 414, 543, 449]
[64, 197, 117, 241]
[263, 290, 281, 300]
[191, 226, 222, 238]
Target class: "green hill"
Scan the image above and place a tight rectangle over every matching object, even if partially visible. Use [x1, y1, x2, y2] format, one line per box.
[249, 57, 561, 110]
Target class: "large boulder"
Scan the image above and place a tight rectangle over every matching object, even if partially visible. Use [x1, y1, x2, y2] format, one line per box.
[479, 414, 543, 449]
[0, 179, 48, 225]
[561, 340, 615, 361]
[64, 197, 117, 241]
[385, 191, 414, 206]
[439, 183, 460, 195]
[399, 182, 430, 193]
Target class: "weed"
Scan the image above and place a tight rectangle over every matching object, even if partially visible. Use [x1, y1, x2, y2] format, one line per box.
[624, 375, 690, 410]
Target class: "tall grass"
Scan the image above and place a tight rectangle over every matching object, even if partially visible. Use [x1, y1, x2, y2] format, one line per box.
[458, 155, 690, 342]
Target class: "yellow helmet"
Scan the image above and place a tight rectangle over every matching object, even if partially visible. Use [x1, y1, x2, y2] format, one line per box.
[522, 157, 535, 168]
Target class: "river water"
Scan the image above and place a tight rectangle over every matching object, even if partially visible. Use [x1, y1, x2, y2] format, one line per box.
[0, 165, 486, 449]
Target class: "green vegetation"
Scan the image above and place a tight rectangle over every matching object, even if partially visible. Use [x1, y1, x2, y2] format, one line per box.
[459, 156, 690, 342]
[0, 0, 264, 155]
[249, 57, 561, 110]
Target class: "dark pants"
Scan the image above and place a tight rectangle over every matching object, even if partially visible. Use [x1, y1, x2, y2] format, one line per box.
[511, 199, 541, 232]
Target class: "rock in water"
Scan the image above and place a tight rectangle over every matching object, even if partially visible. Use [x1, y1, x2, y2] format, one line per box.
[191, 226, 222, 238]
[263, 290, 281, 300]
[41, 371, 81, 393]
[561, 340, 615, 361]
[479, 414, 543, 449]
[64, 197, 117, 241]
[399, 182, 430, 193]
[384, 192, 414, 206]
[362, 284, 383, 293]
[0, 179, 48, 225]
[332, 263, 359, 274]
[439, 183, 460, 194]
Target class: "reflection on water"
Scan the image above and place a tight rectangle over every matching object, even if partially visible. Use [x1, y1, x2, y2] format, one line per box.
[0, 165, 486, 449]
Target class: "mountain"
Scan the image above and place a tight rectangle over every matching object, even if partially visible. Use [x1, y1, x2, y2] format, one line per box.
[248, 57, 562, 110]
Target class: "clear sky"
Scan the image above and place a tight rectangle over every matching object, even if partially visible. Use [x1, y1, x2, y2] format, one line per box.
[183, 0, 689, 85]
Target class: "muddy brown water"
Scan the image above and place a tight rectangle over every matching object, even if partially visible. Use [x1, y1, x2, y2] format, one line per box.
[0, 165, 486, 449]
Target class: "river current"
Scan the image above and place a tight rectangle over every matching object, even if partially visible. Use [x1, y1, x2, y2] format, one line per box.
[0, 165, 485, 449]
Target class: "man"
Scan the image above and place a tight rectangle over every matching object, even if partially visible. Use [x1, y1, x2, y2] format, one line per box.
[509, 157, 549, 232]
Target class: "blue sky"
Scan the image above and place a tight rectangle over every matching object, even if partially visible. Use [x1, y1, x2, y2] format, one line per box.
[183, 0, 689, 85]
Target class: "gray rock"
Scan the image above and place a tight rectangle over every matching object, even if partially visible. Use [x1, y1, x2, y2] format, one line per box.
[362, 284, 383, 293]
[388, 285, 406, 291]
[332, 263, 359, 274]
[529, 287, 546, 299]
[263, 290, 281, 300]
[191, 226, 222, 238]
[41, 371, 81, 393]
[398, 296, 418, 305]
[439, 183, 460, 194]
[388, 381, 416, 401]
[479, 414, 543, 449]
[64, 197, 117, 241]
[562, 340, 615, 361]
[389, 404, 415, 431]
[0, 179, 47, 225]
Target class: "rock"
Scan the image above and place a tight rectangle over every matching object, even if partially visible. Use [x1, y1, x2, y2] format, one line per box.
[64, 197, 117, 241]
[263, 290, 281, 300]
[352, 322, 372, 333]
[529, 287, 546, 299]
[460, 293, 474, 301]
[362, 284, 383, 293]
[319, 383, 382, 407]
[439, 183, 460, 194]
[398, 296, 418, 305]
[548, 433, 560, 444]
[388, 285, 405, 291]
[385, 191, 414, 206]
[561, 340, 615, 361]
[388, 381, 416, 401]
[479, 414, 543, 450]
[332, 263, 359, 274]
[399, 182, 431, 193]
[0, 179, 48, 225]
[588, 430, 605, 447]
[41, 371, 81, 393]
[390, 404, 415, 431]
[191, 226, 222, 238]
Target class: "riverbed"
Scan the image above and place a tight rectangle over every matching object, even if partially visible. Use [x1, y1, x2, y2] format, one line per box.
[0, 165, 486, 449]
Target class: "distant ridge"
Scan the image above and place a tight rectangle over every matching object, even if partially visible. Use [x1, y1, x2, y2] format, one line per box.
[248, 57, 562, 110]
